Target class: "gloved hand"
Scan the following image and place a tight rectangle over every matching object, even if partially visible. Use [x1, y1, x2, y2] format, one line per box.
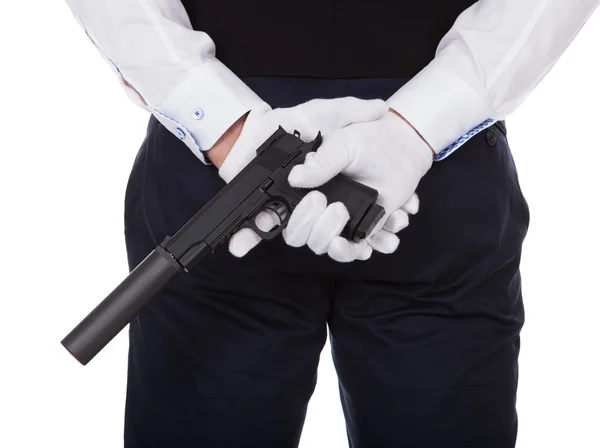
[219, 97, 390, 257]
[285, 109, 434, 261]
[218, 97, 388, 182]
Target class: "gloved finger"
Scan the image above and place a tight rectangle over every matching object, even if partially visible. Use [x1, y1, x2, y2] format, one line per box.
[401, 193, 420, 215]
[383, 208, 409, 233]
[367, 229, 400, 254]
[299, 97, 389, 132]
[288, 135, 350, 189]
[282, 190, 327, 247]
[228, 228, 261, 258]
[307, 202, 350, 255]
[228, 209, 280, 257]
[327, 237, 373, 262]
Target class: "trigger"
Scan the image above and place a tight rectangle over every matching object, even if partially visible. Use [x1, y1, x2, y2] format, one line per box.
[264, 201, 289, 225]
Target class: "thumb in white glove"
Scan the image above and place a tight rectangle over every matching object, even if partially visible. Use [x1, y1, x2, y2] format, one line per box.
[223, 96, 390, 257]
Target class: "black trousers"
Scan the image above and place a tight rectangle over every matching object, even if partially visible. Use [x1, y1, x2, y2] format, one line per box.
[123, 77, 529, 447]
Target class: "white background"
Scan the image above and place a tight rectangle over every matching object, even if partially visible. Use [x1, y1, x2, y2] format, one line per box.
[1, 2, 599, 447]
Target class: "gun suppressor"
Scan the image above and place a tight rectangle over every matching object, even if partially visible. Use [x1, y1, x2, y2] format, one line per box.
[61, 127, 385, 365]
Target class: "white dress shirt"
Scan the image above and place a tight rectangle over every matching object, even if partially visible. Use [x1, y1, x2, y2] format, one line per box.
[65, 0, 599, 164]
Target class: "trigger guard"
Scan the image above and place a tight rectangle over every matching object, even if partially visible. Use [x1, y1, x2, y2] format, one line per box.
[242, 220, 282, 241]
[242, 201, 291, 241]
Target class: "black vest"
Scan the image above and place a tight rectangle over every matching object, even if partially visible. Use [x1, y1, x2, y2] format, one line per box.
[181, 1, 476, 78]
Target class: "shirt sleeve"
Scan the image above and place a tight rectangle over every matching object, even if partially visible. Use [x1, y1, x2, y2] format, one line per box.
[64, 0, 265, 164]
[386, 0, 600, 161]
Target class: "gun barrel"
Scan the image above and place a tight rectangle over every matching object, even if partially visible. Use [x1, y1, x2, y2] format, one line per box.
[61, 246, 185, 365]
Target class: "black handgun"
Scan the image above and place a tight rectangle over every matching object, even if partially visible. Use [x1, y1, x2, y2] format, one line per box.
[61, 127, 384, 365]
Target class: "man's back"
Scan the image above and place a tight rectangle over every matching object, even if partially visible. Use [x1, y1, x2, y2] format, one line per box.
[181, 0, 478, 77]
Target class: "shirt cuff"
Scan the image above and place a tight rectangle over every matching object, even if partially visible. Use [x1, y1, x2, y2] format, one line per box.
[152, 59, 265, 164]
[386, 56, 492, 158]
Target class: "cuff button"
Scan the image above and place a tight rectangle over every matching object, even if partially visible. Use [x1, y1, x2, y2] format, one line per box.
[176, 127, 186, 140]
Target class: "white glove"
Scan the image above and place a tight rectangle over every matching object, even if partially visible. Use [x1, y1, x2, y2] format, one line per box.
[287, 110, 433, 260]
[221, 97, 390, 257]
[218, 97, 388, 182]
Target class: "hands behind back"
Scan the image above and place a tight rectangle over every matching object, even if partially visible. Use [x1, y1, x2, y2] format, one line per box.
[208, 99, 432, 262]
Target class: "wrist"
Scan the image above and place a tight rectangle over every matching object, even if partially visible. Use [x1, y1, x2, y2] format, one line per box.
[387, 107, 435, 157]
[206, 111, 249, 168]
